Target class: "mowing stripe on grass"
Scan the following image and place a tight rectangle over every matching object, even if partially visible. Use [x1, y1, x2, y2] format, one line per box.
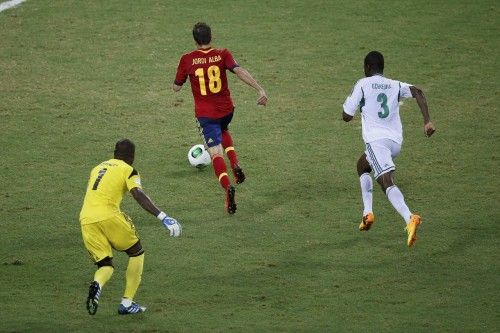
[0, 0, 26, 13]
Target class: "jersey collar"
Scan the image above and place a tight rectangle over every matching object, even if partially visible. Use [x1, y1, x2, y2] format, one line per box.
[197, 47, 213, 54]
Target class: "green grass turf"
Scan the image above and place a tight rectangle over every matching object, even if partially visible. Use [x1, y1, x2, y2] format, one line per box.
[1, 0, 499, 332]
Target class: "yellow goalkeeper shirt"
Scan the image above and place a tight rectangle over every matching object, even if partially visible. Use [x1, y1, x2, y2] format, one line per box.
[80, 159, 142, 224]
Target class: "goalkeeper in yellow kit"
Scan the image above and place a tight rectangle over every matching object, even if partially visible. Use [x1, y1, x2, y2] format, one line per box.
[79, 139, 181, 315]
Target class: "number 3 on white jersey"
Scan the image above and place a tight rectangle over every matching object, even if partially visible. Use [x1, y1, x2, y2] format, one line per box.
[377, 93, 389, 118]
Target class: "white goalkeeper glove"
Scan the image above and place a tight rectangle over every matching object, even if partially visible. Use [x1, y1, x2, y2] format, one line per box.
[157, 212, 182, 237]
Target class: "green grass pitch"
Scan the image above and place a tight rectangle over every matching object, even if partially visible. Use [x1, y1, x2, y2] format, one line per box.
[0, 1, 499, 332]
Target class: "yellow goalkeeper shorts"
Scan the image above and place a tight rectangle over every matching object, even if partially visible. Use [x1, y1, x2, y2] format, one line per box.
[81, 213, 140, 263]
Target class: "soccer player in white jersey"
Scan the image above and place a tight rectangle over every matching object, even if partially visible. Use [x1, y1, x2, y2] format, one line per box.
[342, 51, 435, 247]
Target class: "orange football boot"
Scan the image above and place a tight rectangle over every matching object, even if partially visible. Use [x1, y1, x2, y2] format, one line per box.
[406, 214, 421, 247]
[359, 213, 375, 231]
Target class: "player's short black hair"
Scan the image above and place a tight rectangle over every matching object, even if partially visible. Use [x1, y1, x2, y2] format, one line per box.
[114, 138, 135, 159]
[192, 22, 212, 45]
[364, 51, 384, 73]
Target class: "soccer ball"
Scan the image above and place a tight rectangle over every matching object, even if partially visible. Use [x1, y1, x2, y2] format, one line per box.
[188, 144, 211, 169]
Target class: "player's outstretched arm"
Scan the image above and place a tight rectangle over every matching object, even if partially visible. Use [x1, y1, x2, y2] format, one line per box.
[130, 187, 182, 237]
[130, 187, 161, 216]
[233, 67, 268, 106]
[410, 85, 435, 137]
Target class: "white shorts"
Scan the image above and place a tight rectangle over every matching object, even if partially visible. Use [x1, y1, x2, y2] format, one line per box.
[365, 139, 401, 179]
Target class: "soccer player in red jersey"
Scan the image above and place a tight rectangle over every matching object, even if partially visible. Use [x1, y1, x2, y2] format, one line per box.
[173, 22, 268, 214]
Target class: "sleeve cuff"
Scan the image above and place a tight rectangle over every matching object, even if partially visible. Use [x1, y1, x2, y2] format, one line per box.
[157, 211, 167, 221]
[228, 64, 240, 73]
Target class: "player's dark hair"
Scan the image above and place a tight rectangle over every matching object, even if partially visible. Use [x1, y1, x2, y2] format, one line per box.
[364, 51, 384, 73]
[192, 22, 212, 45]
[114, 138, 135, 160]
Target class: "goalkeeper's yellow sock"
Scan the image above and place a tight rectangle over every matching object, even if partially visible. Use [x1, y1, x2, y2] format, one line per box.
[93, 266, 114, 287]
[123, 253, 144, 301]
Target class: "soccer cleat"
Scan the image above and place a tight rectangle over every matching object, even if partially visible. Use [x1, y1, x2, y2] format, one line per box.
[86, 281, 101, 315]
[406, 214, 422, 247]
[225, 185, 237, 214]
[232, 164, 246, 184]
[118, 302, 146, 315]
[359, 213, 375, 231]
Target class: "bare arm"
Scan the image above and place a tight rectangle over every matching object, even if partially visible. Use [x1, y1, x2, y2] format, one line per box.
[410, 86, 435, 137]
[172, 84, 182, 92]
[130, 187, 161, 217]
[130, 186, 181, 236]
[233, 66, 268, 106]
[342, 81, 362, 122]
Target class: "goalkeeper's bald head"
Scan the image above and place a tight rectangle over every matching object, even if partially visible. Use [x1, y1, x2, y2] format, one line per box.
[114, 139, 135, 165]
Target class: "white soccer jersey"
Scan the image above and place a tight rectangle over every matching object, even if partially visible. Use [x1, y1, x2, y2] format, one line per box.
[343, 75, 413, 145]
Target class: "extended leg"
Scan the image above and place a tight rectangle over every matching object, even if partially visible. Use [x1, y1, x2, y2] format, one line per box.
[208, 144, 236, 214]
[377, 171, 411, 223]
[118, 241, 146, 314]
[87, 257, 114, 315]
[222, 130, 245, 184]
[357, 154, 374, 231]
[377, 171, 421, 247]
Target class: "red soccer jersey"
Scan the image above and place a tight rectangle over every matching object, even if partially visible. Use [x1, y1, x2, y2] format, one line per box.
[174, 47, 239, 119]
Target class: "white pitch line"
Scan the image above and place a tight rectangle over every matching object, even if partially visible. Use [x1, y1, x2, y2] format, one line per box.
[0, 0, 26, 13]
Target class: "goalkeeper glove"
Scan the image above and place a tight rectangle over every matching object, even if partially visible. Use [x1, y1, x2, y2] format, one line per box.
[157, 212, 182, 237]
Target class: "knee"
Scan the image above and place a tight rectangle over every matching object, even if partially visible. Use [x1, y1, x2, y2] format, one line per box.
[96, 256, 114, 268]
[357, 166, 371, 177]
[376, 173, 394, 193]
[125, 241, 144, 257]
[357, 157, 371, 176]
[208, 145, 224, 159]
[378, 182, 389, 193]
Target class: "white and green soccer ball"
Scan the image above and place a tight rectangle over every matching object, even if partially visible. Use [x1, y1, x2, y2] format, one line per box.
[188, 144, 211, 169]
